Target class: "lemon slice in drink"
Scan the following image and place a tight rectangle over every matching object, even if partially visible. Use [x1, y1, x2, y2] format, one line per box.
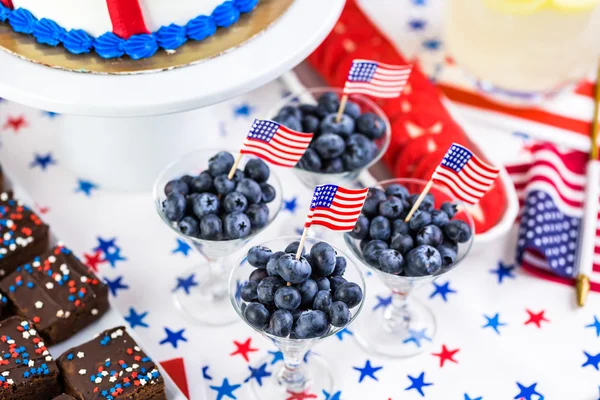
[483, 0, 549, 14]
[551, 0, 599, 12]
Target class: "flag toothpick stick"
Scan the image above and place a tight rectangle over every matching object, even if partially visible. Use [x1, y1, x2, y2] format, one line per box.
[227, 153, 243, 180]
[296, 227, 309, 260]
[335, 95, 349, 123]
[404, 181, 434, 223]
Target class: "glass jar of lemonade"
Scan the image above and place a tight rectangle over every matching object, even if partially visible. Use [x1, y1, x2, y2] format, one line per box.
[444, 0, 600, 105]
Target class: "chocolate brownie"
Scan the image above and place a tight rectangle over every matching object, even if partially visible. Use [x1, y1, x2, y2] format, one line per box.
[57, 327, 166, 400]
[0, 245, 109, 345]
[0, 292, 12, 320]
[0, 195, 49, 278]
[53, 395, 76, 400]
[0, 316, 61, 399]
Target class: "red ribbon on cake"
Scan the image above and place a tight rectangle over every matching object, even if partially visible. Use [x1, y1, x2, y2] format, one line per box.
[106, 0, 150, 39]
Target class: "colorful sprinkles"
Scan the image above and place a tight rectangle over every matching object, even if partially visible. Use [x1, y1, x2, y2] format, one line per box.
[0, 197, 45, 263]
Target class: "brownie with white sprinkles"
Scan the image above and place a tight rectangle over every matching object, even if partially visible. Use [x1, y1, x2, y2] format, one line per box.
[57, 326, 166, 400]
[0, 245, 109, 345]
[0, 316, 61, 399]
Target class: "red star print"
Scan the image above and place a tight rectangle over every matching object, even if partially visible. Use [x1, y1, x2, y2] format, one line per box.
[286, 390, 317, 400]
[2, 115, 27, 133]
[524, 309, 549, 328]
[431, 344, 460, 368]
[229, 337, 258, 362]
[83, 250, 107, 273]
[34, 203, 50, 215]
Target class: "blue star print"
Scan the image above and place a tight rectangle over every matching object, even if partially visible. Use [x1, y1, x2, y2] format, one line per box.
[244, 363, 271, 386]
[405, 372, 433, 397]
[43, 111, 59, 118]
[408, 19, 426, 30]
[353, 360, 383, 383]
[403, 328, 432, 347]
[124, 307, 149, 329]
[490, 261, 516, 284]
[323, 390, 343, 400]
[210, 378, 241, 400]
[202, 365, 213, 380]
[173, 273, 199, 295]
[159, 327, 187, 349]
[172, 238, 192, 256]
[29, 153, 56, 170]
[585, 315, 600, 337]
[423, 39, 442, 51]
[429, 281, 456, 302]
[464, 394, 482, 400]
[104, 248, 126, 267]
[514, 382, 543, 400]
[94, 237, 118, 254]
[482, 313, 506, 334]
[233, 103, 255, 118]
[283, 197, 298, 213]
[411, 0, 426, 5]
[104, 276, 129, 296]
[75, 179, 98, 197]
[268, 350, 284, 364]
[373, 295, 392, 311]
[234, 280, 245, 302]
[335, 328, 353, 341]
[583, 351, 600, 370]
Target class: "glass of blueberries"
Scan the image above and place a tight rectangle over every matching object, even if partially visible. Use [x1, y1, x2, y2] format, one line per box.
[154, 149, 282, 326]
[230, 236, 366, 398]
[344, 178, 475, 358]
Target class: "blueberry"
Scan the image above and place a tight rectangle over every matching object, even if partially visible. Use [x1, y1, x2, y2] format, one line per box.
[274, 286, 302, 310]
[269, 309, 293, 337]
[315, 103, 334, 118]
[231, 169, 244, 183]
[360, 239, 369, 253]
[392, 219, 409, 237]
[416, 225, 444, 247]
[299, 104, 318, 116]
[273, 114, 302, 132]
[164, 179, 189, 196]
[247, 204, 270, 229]
[297, 148, 322, 172]
[441, 202, 457, 219]
[248, 246, 273, 268]
[378, 249, 404, 275]
[310, 242, 336, 277]
[318, 92, 340, 108]
[329, 276, 347, 293]
[334, 282, 363, 308]
[249, 269, 268, 282]
[323, 158, 344, 173]
[362, 189, 386, 217]
[190, 172, 213, 193]
[329, 301, 350, 327]
[444, 220, 472, 243]
[408, 210, 432, 232]
[266, 251, 285, 277]
[379, 196, 404, 219]
[369, 216, 391, 241]
[200, 214, 223, 239]
[313, 290, 332, 313]
[313, 133, 346, 160]
[332, 256, 346, 276]
[208, 151, 235, 177]
[350, 214, 370, 240]
[192, 193, 219, 218]
[295, 279, 318, 308]
[260, 183, 276, 203]
[405, 245, 442, 276]
[291, 308, 303, 321]
[343, 134, 377, 170]
[213, 175, 236, 196]
[223, 212, 251, 239]
[276, 254, 312, 284]
[293, 310, 330, 339]
[431, 209, 449, 227]
[442, 239, 458, 253]
[409, 193, 434, 211]
[257, 276, 284, 306]
[362, 240, 389, 266]
[385, 184, 409, 199]
[181, 175, 194, 185]
[244, 159, 270, 183]
[356, 112, 386, 139]
[315, 276, 331, 291]
[236, 179, 262, 205]
[343, 101, 361, 119]
[223, 191, 248, 213]
[244, 302, 270, 330]
[285, 241, 305, 257]
[437, 245, 457, 267]
[302, 115, 320, 133]
[179, 216, 199, 236]
[319, 114, 355, 138]
[277, 105, 302, 121]
[163, 192, 186, 222]
[390, 234, 414, 255]
[240, 281, 258, 302]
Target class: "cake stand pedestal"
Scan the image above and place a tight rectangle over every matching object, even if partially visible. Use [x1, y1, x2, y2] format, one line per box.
[0, 0, 345, 191]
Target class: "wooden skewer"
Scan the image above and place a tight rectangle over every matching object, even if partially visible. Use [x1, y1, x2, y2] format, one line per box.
[335, 95, 349, 123]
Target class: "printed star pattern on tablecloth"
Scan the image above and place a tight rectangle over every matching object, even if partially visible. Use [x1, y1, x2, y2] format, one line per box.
[336, 328, 353, 341]
[323, 390, 342, 400]
[104, 275, 129, 296]
[173, 273, 199, 295]
[34, 202, 50, 214]
[2, 115, 27, 132]
[464, 394, 483, 400]
[104, 248, 127, 267]
[172, 238, 192, 256]
[284, 197, 298, 213]
[411, 0, 426, 5]
[429, 281, 456, 302]
[159, 327, 187, 349]
[43, 111, 59, 118]
[423, 38, 442, 51]
[353, 360, 383, 383]
[432, 344, 459, 367]
[210, 378, 241, 400]
[234, 279, 244, 301]
[124, 307, 149, 329]
[483, 313, 506, 334]
[403, 328, 432, 347]
[408, 19, 426, 30]
[203, 365, 213, 380]
[29, 153, 57, 170]
[524, 309, 549, 328]
[83, 250, 107, 272]
[286, 390, 317, 400]
[585, 315, 600, 337]
[405, 372, 433, 397]
[582, 351, 600, 370]
[75, 179, 98, 197]
[514, 382, 543, 400]
[373, 294, 392, 311]
[233, 103, 255, 118]
[269, 350, 284, 364]
[490, 261, 516, 284]
[230, 338, 259, 362]
[244, 362, 272, 386]
[94, 237, 118, 253]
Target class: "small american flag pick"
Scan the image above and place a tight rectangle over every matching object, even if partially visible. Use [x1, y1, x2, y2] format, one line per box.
[432, 143, 500, 206]
[240, 119, 314, 168]
[343, 59, 412, 99]
[304, 185, 369, 231]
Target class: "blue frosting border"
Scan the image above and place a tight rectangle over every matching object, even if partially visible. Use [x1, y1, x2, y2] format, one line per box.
[0, 0, 259, 60]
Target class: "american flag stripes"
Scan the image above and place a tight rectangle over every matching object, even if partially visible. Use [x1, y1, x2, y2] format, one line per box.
[304, 185, 369, 231]
[343, 59, 412, 99]
[431, 144, 500, 206]
[240, 119, 314, 168]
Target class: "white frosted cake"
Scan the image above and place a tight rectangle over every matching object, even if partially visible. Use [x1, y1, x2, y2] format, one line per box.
[0, 0, 260, 59]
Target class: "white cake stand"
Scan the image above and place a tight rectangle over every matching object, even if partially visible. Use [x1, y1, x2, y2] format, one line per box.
[0, 0, 345, 191]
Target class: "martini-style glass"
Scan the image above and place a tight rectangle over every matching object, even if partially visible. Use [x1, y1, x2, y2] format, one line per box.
[230, 236, 366, 398]
[154, 149, 282, 326]
[344, 178, 475, 358]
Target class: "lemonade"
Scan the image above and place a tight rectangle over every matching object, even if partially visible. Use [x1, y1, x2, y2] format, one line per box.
[444, 0, 600, 103]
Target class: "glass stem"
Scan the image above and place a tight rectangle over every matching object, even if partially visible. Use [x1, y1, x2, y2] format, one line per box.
[276, 345, 310, 393]
[383, 290, 410, 334]
[206, 257, 229, 300]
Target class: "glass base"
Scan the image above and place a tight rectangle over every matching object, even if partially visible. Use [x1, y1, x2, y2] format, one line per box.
[470, 75, 573, 107]
[173, 264, 238, 326]
[353, 296, 436, 358]
[248, 354, 334, 400]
